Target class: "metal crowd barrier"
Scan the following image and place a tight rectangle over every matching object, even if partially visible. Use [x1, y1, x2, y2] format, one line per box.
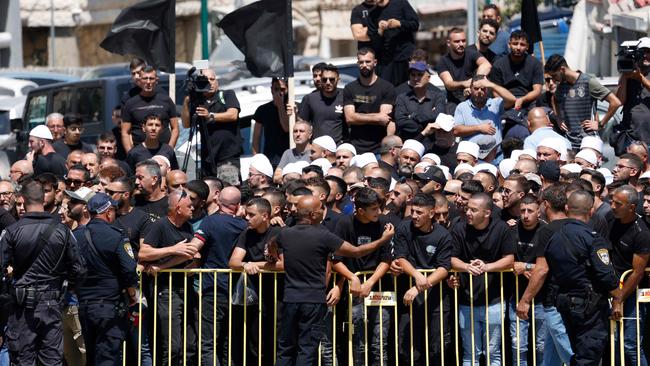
[120, 268, 650, 366]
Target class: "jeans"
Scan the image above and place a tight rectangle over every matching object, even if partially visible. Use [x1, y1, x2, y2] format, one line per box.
[458, 303, 503, 366]
[276, 302, 327, 366]
[615, 296, 648, 366]
[320, 306, 337, 366]
[508, 300, 546, 366]
[157, 286, 197, 366]
[351, 299, 390, 366]
[126, 305, 153, 366]
[541, 306, 573, 366]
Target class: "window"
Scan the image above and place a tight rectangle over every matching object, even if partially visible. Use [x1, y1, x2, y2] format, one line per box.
[25, 94, 47, 128]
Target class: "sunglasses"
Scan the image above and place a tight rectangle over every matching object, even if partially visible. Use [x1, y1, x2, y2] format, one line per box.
[65, 178, 86, 186]
[105, 188, 127, 195]
[322, 77, 337, 83]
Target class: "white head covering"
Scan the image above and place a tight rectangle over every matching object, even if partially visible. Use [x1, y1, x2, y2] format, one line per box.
[435, 113, 455, 132]
[353, 152, 378, 168]
[454, 163, 474, 175]
[29, 125, 53, 140]
[560, 163, 582, 174]
[597, 168, 614, 185]
[310, 158, 332, 172]
[402, 139, 426, 158]
[422, 153, 441, 165]
[580, 136, 604, 154]
[438, 165, 452, 180]
[498, 158, 516, 179]
[473, 163, 498, 177]
[282, 162, 303, 177]
[249, 154, 274, 177]
[575, 149, 598, 166]
[312, 136, 337, 153]
[457, 141, 480, 159]
[336, 143, 357, 156]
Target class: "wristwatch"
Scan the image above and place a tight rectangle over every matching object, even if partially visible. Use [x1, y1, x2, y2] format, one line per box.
[208, 112, 215, 121]
[525, 263, 533, 271]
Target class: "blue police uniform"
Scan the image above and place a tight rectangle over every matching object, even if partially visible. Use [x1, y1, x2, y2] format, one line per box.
[75, 217, 138, 366]
[545, 218, 619, 366]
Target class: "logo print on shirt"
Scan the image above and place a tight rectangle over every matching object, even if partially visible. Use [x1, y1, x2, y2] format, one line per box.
[358, 236, 371, 245]
[426, 245, 436, 255]
[335, 105, 343, 113]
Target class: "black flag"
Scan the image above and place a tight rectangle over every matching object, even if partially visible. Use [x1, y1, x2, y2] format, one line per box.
[218, 0, 294, 78]
[521, 0, 542, 54]
[100, 0, 176, 73]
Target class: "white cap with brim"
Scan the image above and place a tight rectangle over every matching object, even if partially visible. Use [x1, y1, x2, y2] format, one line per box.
[310, 158, 332, 172]
[475, 135, 497, 160]
[64, 187, 95, 203]
[414, 162, 432, 171]
[499, 158, 516, 179]
[435, 113, 455, 132]
[525, 173, 543, 187]
[353, 152, 378, 168]
[457, 141, 480, 159]
[422, 153, 441, 165]
[313, 136, 337, 153]
[29, 125, 53, 140]
[597, 167, 614, 185]
[575, 149, 598, 166]
[473, 163, 498, 177]
[249, 154, 274, 177]
[580, 136, 604, 154]
[336, 143, 357, 156]
[560, 163, 582, 174]
[454, 163, 474, 176]
[402, 139, 426, 158]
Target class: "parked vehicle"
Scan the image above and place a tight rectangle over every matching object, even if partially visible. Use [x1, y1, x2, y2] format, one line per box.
[0, 71, 79, 86]
[0, 77, 38, 98]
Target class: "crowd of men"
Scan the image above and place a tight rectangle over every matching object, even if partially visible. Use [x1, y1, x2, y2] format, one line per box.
[3, 1, 650, 366]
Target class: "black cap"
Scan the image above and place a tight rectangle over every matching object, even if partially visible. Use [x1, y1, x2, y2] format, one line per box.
[415, 165, 447, 186]
[538, 160, 560, 182]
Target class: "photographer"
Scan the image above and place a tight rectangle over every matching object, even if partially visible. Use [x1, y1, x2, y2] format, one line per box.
[181, 68, 241, 179]
[616, 37, 650, 146]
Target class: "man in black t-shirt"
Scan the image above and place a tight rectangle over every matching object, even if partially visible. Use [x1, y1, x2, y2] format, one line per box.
[108, 177, 151, 256]
[509, 195, 546, 366]
[467, 18, 499, 64]
[139, 189, 198, 366]
[126, 115, 179, 172]
[181, 68, 242, 179]
[299, 65, 347, 143]
[29, 125, 67, 178]
[435, 27, 491, 114]
[516, 184, 573, 365]
[616, 38, 650, 145]
[52, 114, 95, 159]
[343, 48, 396, 154]
[121, 66, 179, 153]
[393, 194, 452, 364]
[229, 198, 283, 366]
[489, 31, 544, 139]
[253, 78, 291, 167]
[450, 192, 515, 366]
[332, 187, 392, 366]
[275, 195, 393, 366]
[609, 185, 650, 365]
[350, 0, 381, 51]
[133, 159, 169, 223]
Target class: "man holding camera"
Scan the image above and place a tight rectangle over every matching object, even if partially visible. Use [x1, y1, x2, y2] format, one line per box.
[617, 37, 650, 146]
[181, 68, 241, 179]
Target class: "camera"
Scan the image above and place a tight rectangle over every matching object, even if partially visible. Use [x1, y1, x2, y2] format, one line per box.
[617, 40, 645, 73]
[186, 67, 212, 97]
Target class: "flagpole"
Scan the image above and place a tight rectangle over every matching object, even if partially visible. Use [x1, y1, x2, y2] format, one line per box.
[286, 0, 295, 149]
[539, 41, 546, 65]
[288, 78, 296, 148]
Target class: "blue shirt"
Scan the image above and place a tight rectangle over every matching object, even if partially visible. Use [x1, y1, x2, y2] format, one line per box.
[453, 97, 504, 146]
[489, 30, 510, 56]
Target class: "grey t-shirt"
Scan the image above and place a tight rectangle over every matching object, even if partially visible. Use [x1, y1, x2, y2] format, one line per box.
[277, 148, 310, 170]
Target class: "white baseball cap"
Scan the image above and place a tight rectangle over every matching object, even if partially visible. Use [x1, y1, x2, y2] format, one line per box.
[249, 154, 274, 177]
[29, 125, 53, 140]
[435, 113, 455, 132]
[457, 141, 480, 159]
[402, 139, 426, 158]
[336, 143, 357, 156]
[312, 136, 337, 153]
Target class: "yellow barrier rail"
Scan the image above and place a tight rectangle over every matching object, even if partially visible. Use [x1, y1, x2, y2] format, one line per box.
[120, 267, 645, 366]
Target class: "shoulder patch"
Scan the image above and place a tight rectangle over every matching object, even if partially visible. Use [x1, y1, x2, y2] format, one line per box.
[597, 248, 610, 265]
[123, 243, 135, 259]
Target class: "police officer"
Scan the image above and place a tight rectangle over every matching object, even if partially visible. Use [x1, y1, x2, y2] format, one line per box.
[0, 180, 86, 365]
[180, 67, 241, 179]
[75, 192, 139, 365]
[544, 189, 623, 365]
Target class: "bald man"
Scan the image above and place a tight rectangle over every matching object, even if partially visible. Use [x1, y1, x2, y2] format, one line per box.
[166, 170, 188, 192]
[187, 185, 246, 365]
[379, 135, 403, 179]
[523, 107, 571, 151]
[276, 194, 394, 365]
[9, 160, 33, 183]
